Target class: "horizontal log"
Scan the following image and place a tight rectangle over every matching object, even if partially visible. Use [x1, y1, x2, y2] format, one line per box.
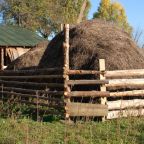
[66, 102, 108, 116]
[0, 98, 64, 108]
[107, 99, 144, 110]
[68, 70, 104, 75]
[0, 68, 62, 74]
[0, 86, 64, 96]
[106, 79, 144, 89]
[66, 91, 110, 97]
[107, 108, 144, 119]
[67, 80, 109, 85]
[0, 91, 62, 101]
[106, 69, 144, 78]
[20, 100, 64, 108]
[110, 90, 144, 97]
[0, 80, 63, 88]
[0, 75, 63, 79]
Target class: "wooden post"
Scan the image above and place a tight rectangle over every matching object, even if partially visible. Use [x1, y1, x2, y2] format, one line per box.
[63, 24, 71, 120]
[0, 48, 4, 70]
[61, 24, 64, 31]
[99, 59, 107, 121]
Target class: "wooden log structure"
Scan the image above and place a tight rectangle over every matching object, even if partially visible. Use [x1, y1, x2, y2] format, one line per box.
[106, 69, 144, 78]
[0, 68, 62, 74]
[107, 108, 144, 119]
[67, 80, 109, 85]
[0, 80, 63, 88]
[0, 86, 64, 96]
[0, 48, 4, 70]
[107, 99, 144, 110]
[0, 91, 62, 101]
[68, 70, 104, 75]
[66, 91, 110, 97]
[0, 98, 64, 108]
[66, 102, 108, 117]
[0, 74, 64, 79]
[110, 90, 144, 97]
[63, 24, 71, 120]
[106, 79, 144, 89]
[99, 59, 107, 121]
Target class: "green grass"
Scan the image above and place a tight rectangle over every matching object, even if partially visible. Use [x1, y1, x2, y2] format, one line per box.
[0, 117, 143, 144]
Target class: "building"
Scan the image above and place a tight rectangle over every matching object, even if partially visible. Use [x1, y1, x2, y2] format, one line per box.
[0, 25, 47, 69]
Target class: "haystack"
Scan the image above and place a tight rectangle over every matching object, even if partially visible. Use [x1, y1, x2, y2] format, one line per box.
[7, 19, 144, 70]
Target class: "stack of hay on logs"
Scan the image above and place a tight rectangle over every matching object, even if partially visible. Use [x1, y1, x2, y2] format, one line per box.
[6, 19, 144, 119]
[7, 19, 144, 70]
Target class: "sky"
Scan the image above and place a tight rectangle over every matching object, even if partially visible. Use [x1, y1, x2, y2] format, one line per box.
[89, 0, 144, 31]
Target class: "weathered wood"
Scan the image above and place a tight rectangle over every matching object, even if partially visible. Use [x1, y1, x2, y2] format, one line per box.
[66, 102, 108, 117]
[0, 91, 62, 101]
[107, 108, 144, 119]
[108, 99, 144, 110]
[0, 80, 63, 88]
[0, 86, 64, 96]
[66, 91, 110, 97]
[110, 90, 144, 97]
[106, 69, 144, 78]
[106, 79, 144, 89]
[68, 70, 104, 75]
[67, 80, 109, 85]
[63, 24, 70, 120]
[0, 75, 64, 79]
[61, 24, 64, 31]
[99, 59, 107, 121]
[0, 68, 62, 74]
[0, 98, 64, 108]
[0, 48, 4, 70]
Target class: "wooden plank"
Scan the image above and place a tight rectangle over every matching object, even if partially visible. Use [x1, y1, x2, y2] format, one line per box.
[99, 59, 107, 121]
[107, 108, 144, 119]
[110, 90, 144, 97]
[0, 91, 62, 101]
[0, 68, 62, 74]
[67, 80, 109, 85]
[0, 80, 63, 88]
[68, 70, 104, 75]
[0, 75, 64, 79]
[0, 86, 64, 96]
[106, 69, 144, 78]
[66, 102, 108, 117]
[66, 91, 110, 97]
[106, 79, 144, 89]
[108, 99, 144, 110]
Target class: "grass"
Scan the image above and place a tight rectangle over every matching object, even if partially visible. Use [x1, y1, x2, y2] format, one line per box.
[0, 117, 143, 144]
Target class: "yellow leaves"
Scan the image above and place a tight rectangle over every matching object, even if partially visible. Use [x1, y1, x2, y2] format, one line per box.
[94, 0, 132, 35]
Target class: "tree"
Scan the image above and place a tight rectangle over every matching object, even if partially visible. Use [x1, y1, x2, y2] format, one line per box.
[0, 0, 91, 38]
[93, 0, 132, 34]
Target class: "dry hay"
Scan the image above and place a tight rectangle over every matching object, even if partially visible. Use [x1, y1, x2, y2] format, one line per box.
[7, 19, 144, 70]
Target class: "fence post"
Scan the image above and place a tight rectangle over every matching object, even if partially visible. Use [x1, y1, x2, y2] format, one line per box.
[99, 59, 107, 121]
[0, 48, 4, 70]
[63, 24, 71, 121]
[61, 24, 64, 31]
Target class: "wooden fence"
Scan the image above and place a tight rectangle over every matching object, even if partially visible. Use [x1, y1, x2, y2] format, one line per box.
[0, 24, 144, 121]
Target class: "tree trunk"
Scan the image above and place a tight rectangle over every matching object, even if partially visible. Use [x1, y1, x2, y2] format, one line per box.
[77, 0, 87, 24]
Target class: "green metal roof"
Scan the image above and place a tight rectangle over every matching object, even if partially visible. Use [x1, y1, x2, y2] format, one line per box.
[0, 25, 46, 47]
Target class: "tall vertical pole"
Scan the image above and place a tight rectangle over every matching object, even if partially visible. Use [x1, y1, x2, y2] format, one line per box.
[99, 59, 107, 121]
[63, 24, 71, 120]
[0, 48, 4, 70]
